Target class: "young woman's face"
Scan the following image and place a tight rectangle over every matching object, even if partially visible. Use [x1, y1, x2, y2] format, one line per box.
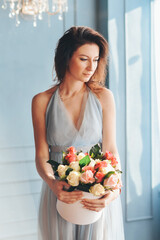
[66, 43, 100, 83]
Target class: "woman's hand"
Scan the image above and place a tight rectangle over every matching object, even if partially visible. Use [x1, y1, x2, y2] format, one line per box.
[81, 189, 120, 212]
[51, 180, 83, 204]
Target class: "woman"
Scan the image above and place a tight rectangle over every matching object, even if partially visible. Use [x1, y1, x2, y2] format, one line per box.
[32, 26, 125, 240]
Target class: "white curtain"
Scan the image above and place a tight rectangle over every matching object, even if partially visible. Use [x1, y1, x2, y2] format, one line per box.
[151, 0, 160, 187]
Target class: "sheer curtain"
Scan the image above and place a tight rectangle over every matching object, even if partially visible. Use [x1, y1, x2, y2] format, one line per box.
[151, 0, 160, 182]
[151, 0, 160, 235]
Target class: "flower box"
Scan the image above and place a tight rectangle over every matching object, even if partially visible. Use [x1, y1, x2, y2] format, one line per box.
[56, 191, 103, 225]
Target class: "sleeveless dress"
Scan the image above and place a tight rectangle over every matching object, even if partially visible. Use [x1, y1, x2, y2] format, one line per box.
[38, 85, 125, 240]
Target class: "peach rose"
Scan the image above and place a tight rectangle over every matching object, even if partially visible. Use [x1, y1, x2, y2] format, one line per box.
[82, 165, 95, 173]
[80, 170, 95, 184]
[103, 173, 122, 190]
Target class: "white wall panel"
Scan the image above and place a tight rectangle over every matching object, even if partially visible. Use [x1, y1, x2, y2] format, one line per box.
[108, 0, 158, 239]
[2, 234, 37, 240]
[125, 0, 152, 222]
[0, 219, 37, 239]
[0, 146, 34, 163]
[0, 162, 39, 183]
[0, 194, 40, 223]
[0, 180, 41, 197]
[0, 146, 41, 239]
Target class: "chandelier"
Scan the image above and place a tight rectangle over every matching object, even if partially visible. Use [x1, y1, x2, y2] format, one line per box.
[1, 0, 68, 27]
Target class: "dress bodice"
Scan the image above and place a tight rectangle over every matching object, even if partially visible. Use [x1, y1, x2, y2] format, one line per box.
[46, 85, 102, 157]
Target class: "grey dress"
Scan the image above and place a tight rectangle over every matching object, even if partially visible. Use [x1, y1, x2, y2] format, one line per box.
[38, 85, 125, 240]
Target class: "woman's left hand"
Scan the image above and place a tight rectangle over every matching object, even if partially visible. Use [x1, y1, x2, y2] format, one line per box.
[81, 189, 120, 212]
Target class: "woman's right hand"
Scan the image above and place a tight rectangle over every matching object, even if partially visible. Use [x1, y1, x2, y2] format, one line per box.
[51, 180, 83, 204]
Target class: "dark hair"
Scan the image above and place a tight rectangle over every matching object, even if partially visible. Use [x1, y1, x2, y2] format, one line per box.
[54, 26, 108, 88]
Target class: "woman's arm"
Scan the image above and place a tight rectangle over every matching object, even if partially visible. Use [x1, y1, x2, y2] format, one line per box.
[32, 93, 55, 185]
[101, 88, 122, 171]
[32, 91, 83, 203]
[81, 88, 121, 211]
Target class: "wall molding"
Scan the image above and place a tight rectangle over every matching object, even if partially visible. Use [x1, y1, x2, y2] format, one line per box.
[124, 0, 153, 222]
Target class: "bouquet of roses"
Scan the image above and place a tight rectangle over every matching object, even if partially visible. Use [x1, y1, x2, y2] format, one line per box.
[47, 144, 122, 196]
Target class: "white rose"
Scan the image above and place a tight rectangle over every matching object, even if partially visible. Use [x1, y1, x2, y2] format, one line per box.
[95, 159, 101, 164]
[90, 183, 105, 196]
[101, 164, 115, 175]
[66, 171, 81, 186]
[76, 152, 86, 161]
[57, 165, 68, 178]
[69, 161, 80, 172]
[88, 158, 96, 167]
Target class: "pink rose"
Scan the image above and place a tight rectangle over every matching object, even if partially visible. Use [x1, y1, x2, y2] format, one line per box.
[94, 161, 108, 170]
[65, 153, 77, 164]
[105, 151, 113, 160]
[82, 165, 95, 173]
[110, 157, 118, 167]
[95, 171, 105, 183]
[104, 151, 118, 167]
[103, 174, 122, 190]
[80, 170, 95, 184]
[67, 146, 76, 154]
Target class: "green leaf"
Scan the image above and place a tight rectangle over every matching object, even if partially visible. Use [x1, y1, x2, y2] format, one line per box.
[65, 167, 73, 176]
[90, 152, 95, 158]
[67, 186, 76, 192]
[60, 176, 66, 181]
[79, 155, 91, 168]
[62, 158, 69, 165]
[55, 171, 59, 177]
[104, 171, 115, 179]
[77, 183, 91, 192]
[47, 160, 60, 171]
[116, 170, 122, 174]
[89, 144, 103, 159]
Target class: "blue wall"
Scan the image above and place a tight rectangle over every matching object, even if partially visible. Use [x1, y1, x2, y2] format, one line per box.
[0, 1, 97, 239]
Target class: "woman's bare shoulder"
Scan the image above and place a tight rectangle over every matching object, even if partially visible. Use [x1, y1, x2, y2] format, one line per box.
[32, 85, 58, 110]
[32, 86, 58, 116]
[93, 87, 115, 110]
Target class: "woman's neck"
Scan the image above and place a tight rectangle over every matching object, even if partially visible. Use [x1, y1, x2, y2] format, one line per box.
[59, 77, 87, 98]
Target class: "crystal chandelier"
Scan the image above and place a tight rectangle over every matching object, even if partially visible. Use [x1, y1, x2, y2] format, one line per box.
[1, 0, 68, 27]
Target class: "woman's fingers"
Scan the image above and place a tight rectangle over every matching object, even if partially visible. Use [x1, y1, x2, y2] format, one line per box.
[57, 189, 83, 203]
[81, 190, 120, 211]
[51, 180, 83, 203]
[81, 198, 106, 208]
[83, 206, 102, 212]
[81, 195, 111, 211]
[62, 190, 83, 197]
[82, 199, 104, 212]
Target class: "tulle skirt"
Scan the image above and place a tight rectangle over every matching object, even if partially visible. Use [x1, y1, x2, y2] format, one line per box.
[38, 181, 125, 240]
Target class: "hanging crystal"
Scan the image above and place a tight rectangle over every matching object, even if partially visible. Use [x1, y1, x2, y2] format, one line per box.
[2, 0, 7, 10]
[33, 14, 37, 27]
[1, 0, 68, 26]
